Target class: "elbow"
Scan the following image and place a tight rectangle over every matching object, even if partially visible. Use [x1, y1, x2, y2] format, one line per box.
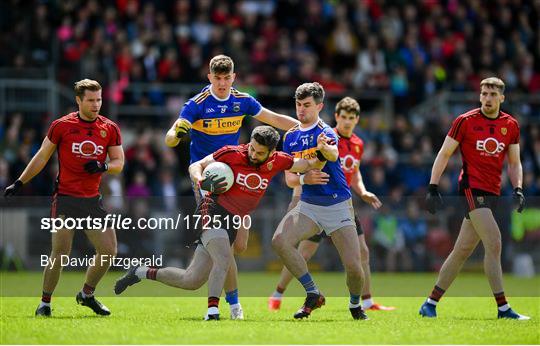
[165, 135, 178, 148]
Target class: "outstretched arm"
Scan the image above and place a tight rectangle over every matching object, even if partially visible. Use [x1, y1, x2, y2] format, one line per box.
[254, 108, 299, 131]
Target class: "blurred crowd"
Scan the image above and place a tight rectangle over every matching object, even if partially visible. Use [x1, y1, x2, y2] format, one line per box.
[1, 0, 540, 271]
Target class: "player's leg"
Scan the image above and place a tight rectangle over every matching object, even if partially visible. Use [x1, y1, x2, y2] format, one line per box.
[420, 218, 479, 317]
[223, 226, 249, 319]
[358, 233, 396, 311]
[203, 231, 234, 320]
[330, 225, 367, 320]
[268, 238, 320, 311]
[468, 208, 530, 319]
[37, 228, 75, 316]
[272, 207, 324, 318]
[76, 227, 117, 315]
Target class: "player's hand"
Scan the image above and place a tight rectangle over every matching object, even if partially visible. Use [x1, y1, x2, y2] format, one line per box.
[175, 118, 191, 138]
[513, 187, 525, 213]
[84, 161, 108, 174]
[425, 184, 443, 214]
[303, 169, 329, 185]
[4, 180, 23, 197]
[200, 174, 227, 194]
[360, 191, 382, 209]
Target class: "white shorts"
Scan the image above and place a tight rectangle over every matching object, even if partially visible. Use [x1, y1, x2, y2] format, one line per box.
[294, 198, 355, 235]
[200, 228, 229, 247]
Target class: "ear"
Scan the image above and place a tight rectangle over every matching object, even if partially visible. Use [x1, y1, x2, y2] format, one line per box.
[500, 94, 505, 104]
[317, 102, 324, 113]
[76, 96, 82, 106]
[334, 112, 339, 122]
[231, 72, 236, 82]
[353, 115, 360, 125]
[207, 73, 212, 83]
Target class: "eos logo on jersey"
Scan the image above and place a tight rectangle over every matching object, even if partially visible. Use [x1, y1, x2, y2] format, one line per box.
[476, 137, 505, 155]
[236, 173, 268, 190]
[340, 154, 359, 171]
[72, 141, 104, 156]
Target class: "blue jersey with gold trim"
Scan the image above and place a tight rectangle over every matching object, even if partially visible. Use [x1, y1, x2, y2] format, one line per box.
[179, 85, 263, 162]
[283, 119, 351, 206]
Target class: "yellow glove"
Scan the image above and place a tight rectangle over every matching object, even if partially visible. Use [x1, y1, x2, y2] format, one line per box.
[175, 118, 192, 138]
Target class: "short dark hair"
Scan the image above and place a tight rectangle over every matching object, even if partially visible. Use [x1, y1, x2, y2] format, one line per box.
[74, 79, 101, 99]
[335, 96, 360, 116]
[295, 82, 325, 104]
[209, 54, 234, 74]
[251, 126, 280, 151]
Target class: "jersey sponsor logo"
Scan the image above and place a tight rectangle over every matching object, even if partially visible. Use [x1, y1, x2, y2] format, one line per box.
[72, 140, 104, 156]
[340, 154, 359, 171]
[236, 172, 269, 190]
[191, 115, 245, 135]
[476, 137, 505, 155]
[292, 147, 317, 160]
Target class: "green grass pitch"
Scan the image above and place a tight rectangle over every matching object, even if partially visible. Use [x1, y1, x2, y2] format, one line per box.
[1, 272, 539, 344]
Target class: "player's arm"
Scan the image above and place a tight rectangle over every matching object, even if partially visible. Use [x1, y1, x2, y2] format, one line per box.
[284, 169, 329, 188]
[350, 167, 382, 209]
[105, 145, 124, 174]
[188, 154, 216, 186]
[507, 143, 525, 212]
[165, 118, 192, 147]
[4, 136, 56, 196]
[254, 107, 299, 131]
[288, 156, 326, 173]
[429, 136, 459, 184]
[317, 133, 339, 162]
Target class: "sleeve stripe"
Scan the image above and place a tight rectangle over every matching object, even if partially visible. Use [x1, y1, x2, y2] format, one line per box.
[448, 115, 469, 138]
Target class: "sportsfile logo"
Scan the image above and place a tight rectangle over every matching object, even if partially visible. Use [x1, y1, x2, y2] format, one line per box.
[236, 172, 268, 190]
[476, 137, 505, 155]
[72, 140, 104, 156]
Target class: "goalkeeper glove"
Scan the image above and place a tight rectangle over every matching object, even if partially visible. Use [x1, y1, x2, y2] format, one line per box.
[425, 184, 443, 214]
[84, 161, 108, 174]
[199, 174, 227, 194]
[4, 179, 23, 197]
[175, 118, 192, 138]
[513, 187, 525, 213]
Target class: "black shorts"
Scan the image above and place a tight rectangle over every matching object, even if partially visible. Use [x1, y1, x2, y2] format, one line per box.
[51, 193, 108, 220]
[459, 187, 499, 219]
[307, 214, 364, 243]
[195, 196, 238, 245]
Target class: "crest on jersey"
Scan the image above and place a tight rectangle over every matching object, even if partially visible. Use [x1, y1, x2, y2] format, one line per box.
[267, 162, 273, 171]
[233, 102, 241, 112]
[501, 127, 507, 135]
[100, 130, 107, 138]
[476, 196, 485, 206]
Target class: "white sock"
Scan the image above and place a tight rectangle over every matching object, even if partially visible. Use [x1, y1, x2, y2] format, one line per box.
[349, 302, 362, 309]
[363, 298, 374, 309]
[498, 304, 510, 312]
[427, 298, 438, 306]
[39, 301, 50, 308]
[207, 306, 219, 315]
[230, 303, 241, 310]
[135, 266, 149, 279]
[272, 291, 283, 299]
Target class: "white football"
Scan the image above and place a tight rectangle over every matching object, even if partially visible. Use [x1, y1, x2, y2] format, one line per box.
[202, 162, 234, 193]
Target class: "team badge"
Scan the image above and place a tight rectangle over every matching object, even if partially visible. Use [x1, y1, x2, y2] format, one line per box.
[477, 196, 485, 205]
[267, 162, 273, 171]
[100, 130, 107, 138]
[233, 102, 241, 112]
[501, 127, 507, 135]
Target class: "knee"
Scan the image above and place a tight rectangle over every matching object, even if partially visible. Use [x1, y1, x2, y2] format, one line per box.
[343, 259, 363, 279]
[51, 246, 71, 257]
[272, 233, 287, 252]
[98, 245, 117, 257]
[484, 239, 502, 257]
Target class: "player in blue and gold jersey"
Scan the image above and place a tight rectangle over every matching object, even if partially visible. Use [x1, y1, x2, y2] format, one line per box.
[272, 83, 368, 321]
[164, 55, 298, 320]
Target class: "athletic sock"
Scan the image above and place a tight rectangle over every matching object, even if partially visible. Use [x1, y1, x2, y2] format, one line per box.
[146, 268, 158, 280]
[298, 272, 319, 295]
[40, 291, 52, 307]
[349, 293, 361, 308]
[135, 266, 148, 279]
[81, 283, 95, 298]
[362, 294, 373, 309]
[495, 292, 510, 311]
[272, 286, 286, 299]
[427, 285, 445, 305]
[208, 296, 220, 309]
[225, 289, 239, 305]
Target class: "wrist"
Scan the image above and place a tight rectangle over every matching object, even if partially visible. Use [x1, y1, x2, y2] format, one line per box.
[299, 174, 305, 185]
[14, 179, 23, 187]
[103, 162, 108, 172]
[514, 187, 523, 193]
[428, 184, 439, 192]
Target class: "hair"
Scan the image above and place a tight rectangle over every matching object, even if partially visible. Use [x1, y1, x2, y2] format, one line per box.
[295, 82, 325, 104]
[480, 77, 505, 94]
[335, 96, 360, 116]
[251, 126, 280, 151]
[74, 79, 102, 99]
[209, 54, 234, 74]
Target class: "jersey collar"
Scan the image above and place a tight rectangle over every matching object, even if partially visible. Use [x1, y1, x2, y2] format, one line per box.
[479, 108, 500, 120]
[209, 86, 231, 101]
[299, 118, 320, 132]
[77, 112, 98, 123]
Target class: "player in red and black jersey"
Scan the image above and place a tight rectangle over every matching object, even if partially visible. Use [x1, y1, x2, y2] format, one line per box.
[268, 97, 395, 312]
[419, 77, 529, 320]
[4, 79, 124, 317]
[114, 126, 333, 320]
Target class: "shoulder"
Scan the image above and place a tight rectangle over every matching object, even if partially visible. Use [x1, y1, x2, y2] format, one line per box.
[230, 87, 253, 99]
[98, 115, 122, 133]
[456, 108, 480, 122]
[283, 124, 300, 141]
[350, 133, 364, 146]
[214, 144, 245, 160]
[190, 87, 212, 105]
[50, 112, 77, 128]
[500, 111, 520, 128]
